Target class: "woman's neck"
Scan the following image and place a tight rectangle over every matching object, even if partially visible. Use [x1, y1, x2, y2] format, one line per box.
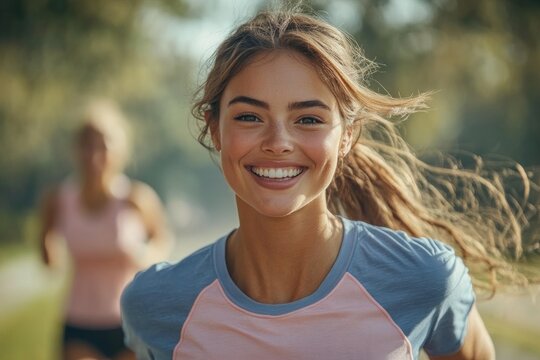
[227, 199, 343, 304]
[79, 172, 116, 211]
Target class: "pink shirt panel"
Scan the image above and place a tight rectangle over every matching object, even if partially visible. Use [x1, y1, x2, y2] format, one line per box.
[174, 273, 413, 360]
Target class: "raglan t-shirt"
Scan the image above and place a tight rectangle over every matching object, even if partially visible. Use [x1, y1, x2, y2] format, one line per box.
[121, 218, 475, 360]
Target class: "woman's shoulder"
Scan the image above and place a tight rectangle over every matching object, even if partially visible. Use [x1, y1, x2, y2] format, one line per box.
[121, 177, 166, 228]
[118, 177, 157, 206]
[345, 219, 470, 296]
[40, 177, 77, 219]
[121, 243, 219, 339]
[123, 242, 217, 303]
[348, 219, 457, 264]
[120, 239, 224, 355]
[126, 178, 156, 197]
[345, 219, 474, 333]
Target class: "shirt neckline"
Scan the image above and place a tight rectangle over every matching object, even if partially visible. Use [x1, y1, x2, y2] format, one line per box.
[213, 217, 358, 316]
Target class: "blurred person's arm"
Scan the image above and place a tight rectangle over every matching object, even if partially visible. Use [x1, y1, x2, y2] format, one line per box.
[39, 187, 62, 268]
[128, 181, 173, 266]
[429, 305, 495, 360]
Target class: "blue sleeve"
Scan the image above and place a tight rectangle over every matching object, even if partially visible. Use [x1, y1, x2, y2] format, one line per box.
[345, 220, 477, 358]
[122, 308, 153, 360]
[121, 264, 165, 360]
[120, 244, 218, 359]
[423, 250, 475, 356]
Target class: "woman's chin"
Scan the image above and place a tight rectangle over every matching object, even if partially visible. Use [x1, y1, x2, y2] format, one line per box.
[238, 197, 310, 219]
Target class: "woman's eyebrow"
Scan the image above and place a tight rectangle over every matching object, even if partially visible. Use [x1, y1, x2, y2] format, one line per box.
[228, 96, 269, 109]
[288, 100, 330, 111]
[228, 96, 331, 112]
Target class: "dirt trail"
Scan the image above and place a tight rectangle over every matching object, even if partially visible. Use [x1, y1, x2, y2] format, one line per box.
[478, 289, 539, 330]
[0, 256, 53, 314]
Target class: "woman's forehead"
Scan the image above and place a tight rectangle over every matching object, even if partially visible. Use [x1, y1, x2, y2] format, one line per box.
[79, 124, 105, 140]
[221, 50, 337, 110]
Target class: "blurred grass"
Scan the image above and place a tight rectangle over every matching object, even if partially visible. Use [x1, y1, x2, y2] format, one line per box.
[0, 290, 62, 360]
[0, 243, 31, 265]
[0, 244, 66, 360]
[483, 314, 540, 355]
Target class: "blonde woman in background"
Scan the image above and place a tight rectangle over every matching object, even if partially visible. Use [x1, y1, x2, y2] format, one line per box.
[40, 100, 172, 360]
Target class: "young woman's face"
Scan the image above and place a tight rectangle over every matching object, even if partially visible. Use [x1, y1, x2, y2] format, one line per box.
[214, 50, 347, 218]
[77, 126, 116, 179]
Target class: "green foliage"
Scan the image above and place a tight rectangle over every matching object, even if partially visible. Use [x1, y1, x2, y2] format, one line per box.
[1, 0, 539, 246]
[312, 0, 540, 165]
[0, 291, 63, 360]
[483, 313, 540, 355]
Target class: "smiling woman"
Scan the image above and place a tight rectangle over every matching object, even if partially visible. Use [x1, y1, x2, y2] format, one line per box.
[120, 7, 536, 360]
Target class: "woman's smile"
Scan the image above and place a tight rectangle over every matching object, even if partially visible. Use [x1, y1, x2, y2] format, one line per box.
[249, 166, 304, 180]
[246, 163, 307, 191]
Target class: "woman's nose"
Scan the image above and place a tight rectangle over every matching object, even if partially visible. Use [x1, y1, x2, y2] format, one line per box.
[261, 122, 294, 154]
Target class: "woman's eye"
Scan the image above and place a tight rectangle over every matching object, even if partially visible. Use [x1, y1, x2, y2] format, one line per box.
[297, 117, 322, 125]
[234, 114, 260, 122]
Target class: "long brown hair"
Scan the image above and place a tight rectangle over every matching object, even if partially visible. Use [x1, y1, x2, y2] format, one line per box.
[192, 9, 538, 295]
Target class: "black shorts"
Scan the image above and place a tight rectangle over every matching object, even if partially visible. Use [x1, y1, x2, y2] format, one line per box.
[63, 324, 130, 358]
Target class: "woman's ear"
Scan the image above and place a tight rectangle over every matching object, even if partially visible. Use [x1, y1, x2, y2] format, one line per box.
[205, 111, 221, 151]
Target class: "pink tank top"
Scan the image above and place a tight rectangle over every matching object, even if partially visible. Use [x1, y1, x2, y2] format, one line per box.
[56, 176, 147, 328]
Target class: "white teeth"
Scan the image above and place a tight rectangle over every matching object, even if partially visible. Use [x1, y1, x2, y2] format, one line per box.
[251, 167, 303, 179]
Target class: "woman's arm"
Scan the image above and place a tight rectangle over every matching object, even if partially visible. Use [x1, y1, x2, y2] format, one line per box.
[39, 188, 59, 267]
[429, 305, 495, 360]
[127, 181, 173, 266]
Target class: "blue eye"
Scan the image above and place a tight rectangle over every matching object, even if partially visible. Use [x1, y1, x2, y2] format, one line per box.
[297, 117, 322, 125]
[235, 114, 260, 122]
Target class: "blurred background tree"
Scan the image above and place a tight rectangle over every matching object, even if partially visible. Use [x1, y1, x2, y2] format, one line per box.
[311, 0, 540, 163]
[0, 0, 538, 248]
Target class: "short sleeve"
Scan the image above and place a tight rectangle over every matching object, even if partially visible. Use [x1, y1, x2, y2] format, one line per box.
[423, 251, 475, 356]
[122, 316, 153, 360]
[119, 246, 219, 359]
[121, 273, 155, 359]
